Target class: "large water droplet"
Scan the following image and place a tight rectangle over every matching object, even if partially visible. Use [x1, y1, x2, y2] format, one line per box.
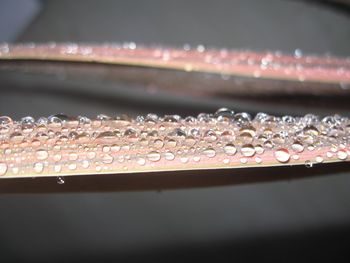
[241, 144, 255, 157]
[337, 149, 348, 160]
[147, 151, 161, 162]
[274, 148, 290, 163]
[203, 147, 216, 158]
[164, 151, 175, 161]
[292, 141, 304, 153]
[224, 143, 237, 155]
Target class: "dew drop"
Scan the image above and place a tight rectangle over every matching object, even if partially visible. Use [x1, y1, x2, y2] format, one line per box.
[326, 152, 333, 158]
[54, 164, 62, 173]
[255, 157, 262, 164]
[233, 112, 251, 127]
[136, 157, 146, 166]
[102, 154, 114, 164]
[147, 151, 161, 162]
[82, 160, 90, 168]
[241, 144, 255, 157]
[153, 138, 164, 148]
[193, 156, 201, 162]
[69, 152, 79, 161]
[34, 162, 44, 173]
[180, 156, 189, 163]
[337, 149, 348, 160]
[111, 144, 121, 152]
[68, 162, 77, 170]
[57, 176, 65, 184]
[36, 149, 48, 160]
[292, 141, 304, 153]
[87, 151, 96, 159]
[0, 116, 13, 126]
[274, 148, 290, 163]
[223, 158, 230, 164]
[53, 154, 62, 161]
[240, 157, 248, 164]
[224, 143, 237, 155]
[164, 151, 175, 161]
[305, 160, 313, 168]
[315, 156, 324, 163]
[0, 162, 8, 176]
[102, 145, 111, 153]
[255, 145, 264, 154]
[292, 154, 299, 160]
[203, 147, 216, 158]
[294, 49, 303, 58]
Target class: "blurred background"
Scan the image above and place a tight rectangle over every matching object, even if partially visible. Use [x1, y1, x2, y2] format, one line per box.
[0, 0, 350, 262]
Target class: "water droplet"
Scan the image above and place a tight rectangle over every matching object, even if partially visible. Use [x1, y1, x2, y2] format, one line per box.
[337, 149, 348, 160]
[237, 132, 253, 144]
[241, 144, 255, 157]
[305, 160, 313, 168]
[223, 158, 230, 164]
[292, 141, 304, 153]
[203, 147, 216, 158]
[274, 148, 290, 163]
[294, 49, 303, 58]
[21, 116, 35, 133]
[10, 132, 24, 143]
[240, 157, 248, 164]
[326, 152, 333, 158]
[57, 176, 65, 184]
[34, 162, 44, 173]
[102, 154, 114, 164]
[0, 116, 13, 126]
[292, 154, 299, 160]
[68, 163, 77, 170]
[315, 156, 324, 163]
[153, 138, 164, 148]
[215, 108, 234, 122]
[203, 130, 218, 142]
[0, 162, 8, 176]
[48, 114, 64, 128]
[303, 125, 319, 136]
[224, 143, 237, 155]
[147, 151, 161, 162]
[180, 156, 189, 163]
[96, 131, 117, 143]
[53, 164, 61, 173]
[36, 149, 48, 160]
[102, 145, 111, 153]
[255, 145, 264, 154]
[193, 156, 201, 162]
[136, 157, 146, 166]
[233, 112, 251, 127]
[82, 160, 90, 168]
[69, 152, 78, 161]
[164, 151, 175, 161]
[282, 115, 295, 124]
[255, 157, 262, 164]
[163, 115, 180, 124]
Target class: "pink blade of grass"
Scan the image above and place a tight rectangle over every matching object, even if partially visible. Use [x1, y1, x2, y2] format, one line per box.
[0, 111, 348, 180]
[0, 43, 349, 96]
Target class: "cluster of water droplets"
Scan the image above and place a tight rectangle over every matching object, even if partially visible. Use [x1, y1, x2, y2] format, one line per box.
[0, 109, 349, 178]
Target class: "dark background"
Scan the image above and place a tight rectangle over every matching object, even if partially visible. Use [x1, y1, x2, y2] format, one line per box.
[0, 0, 350, 262]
